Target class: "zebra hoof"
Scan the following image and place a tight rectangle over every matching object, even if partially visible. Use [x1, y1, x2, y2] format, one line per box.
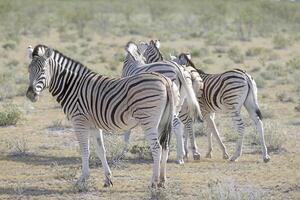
[223, 153, 229, 159]
[176, 159, 185, 165]
[229, 156, 238, 162]
[205, 152, 212, 158]
[193, 152, 201, 160]
[158, 182, 166, 188]
[263, 155, 270, 163]
[103, 177, 113, 187]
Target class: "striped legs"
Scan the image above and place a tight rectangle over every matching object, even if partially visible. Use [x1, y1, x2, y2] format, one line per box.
[205, 113, 229, 159]
[248, 111, 270, 162]
[91, 128, 113, 187]
[173, 116, 185, 164]
[229, 111, 245, 161]
[122, 130, 131, 154]
[183, 118, 201, 160]
[144, 128, 162, 187]
[72, 120, 90, 184]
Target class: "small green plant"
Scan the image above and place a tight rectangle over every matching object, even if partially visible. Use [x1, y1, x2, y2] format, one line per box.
[273, 35, 289, 49]
[2, 42, 16, 50]
[227, 46, 244, 63]
[0, 104, 22, 126]
[286, 57, 300, 70]
[129, 143, 151, 159]
[202, 58, 215, 65]
[295, 100, 300, 112]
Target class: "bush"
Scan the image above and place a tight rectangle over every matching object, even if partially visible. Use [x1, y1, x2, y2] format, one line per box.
[0, 104, 22, 126]
[6, 137, 29, 156]
[246, 120, 286, 153]
[273, 35, 289, 49]
[227, 46, 244, 63]
[129, 143, 151, 159]
[202, 179, 262, 200]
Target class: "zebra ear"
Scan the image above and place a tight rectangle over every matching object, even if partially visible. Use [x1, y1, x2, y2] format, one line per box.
[169, 54, 177, 60]
[27, 45, 33, 60]
[44, 48, 53, 59]
[154, 40, 160, 49]
[186, 53, 192, 60]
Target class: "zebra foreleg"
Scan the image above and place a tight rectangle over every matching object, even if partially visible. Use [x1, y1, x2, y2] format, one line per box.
[159, 146, 169, 188]
[73, 123, 90, 185]
[145, 128, 162, 188]
[91, 128, 113, 187]
[205, 114, 229, 159]
[122, 130, 131, 155]
[230, 111, 245, 161]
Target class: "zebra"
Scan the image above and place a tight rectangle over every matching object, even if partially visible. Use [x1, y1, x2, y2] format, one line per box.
[26, 44, 176, 188]
[136, 40, 203, 160]
[171, 53, 270, 162]
[121, 41, 203, 164]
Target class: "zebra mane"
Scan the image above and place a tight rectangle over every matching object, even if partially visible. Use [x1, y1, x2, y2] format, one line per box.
[32, 44, 91, 72]
[178, 53, 205, 74]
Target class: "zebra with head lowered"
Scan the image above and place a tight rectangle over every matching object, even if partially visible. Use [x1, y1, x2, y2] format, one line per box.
[137, 40, 270, 162]
[172, 53, 270, 162]
[136, 40, 203, 160]
[122, 41, 203, 164]
[26, 44, 175, 188]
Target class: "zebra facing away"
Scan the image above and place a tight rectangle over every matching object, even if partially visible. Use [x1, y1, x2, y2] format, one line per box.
[172, 53, 270, 162]
[136, 40, 203, 160]
[26, 44, 175, 187]
[122, 41, 203, 164]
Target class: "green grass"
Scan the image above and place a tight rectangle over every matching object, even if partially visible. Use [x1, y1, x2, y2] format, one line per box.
[0, 103, 22, 126]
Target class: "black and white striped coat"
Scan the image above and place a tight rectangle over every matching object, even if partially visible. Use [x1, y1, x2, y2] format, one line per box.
[26, 44, 175, 187]
[137, 40, 270, 162]
[121, 41, 202, 164]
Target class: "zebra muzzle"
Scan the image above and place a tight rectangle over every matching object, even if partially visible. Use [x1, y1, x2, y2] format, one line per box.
[26, 86, 39, 102]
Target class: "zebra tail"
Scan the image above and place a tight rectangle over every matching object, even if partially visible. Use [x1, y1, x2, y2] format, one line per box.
[245, 73, 263, 120]
[159, 76, 174, 150]
[175, 65, 203, 122]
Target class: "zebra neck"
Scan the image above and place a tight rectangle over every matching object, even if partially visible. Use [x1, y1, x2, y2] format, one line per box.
[48, 55, 90, 112]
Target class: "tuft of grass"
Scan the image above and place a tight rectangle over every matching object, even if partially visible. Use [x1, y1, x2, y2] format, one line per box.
[276, 92, 294, 103]
[202, 178, 262, 200]
[51, 162, 78, 181]
[273, 35, 289, 49]
[0, 103, 22, 126]
[227, 46, 244, 63]
[202, 58, 215, 65]
[286, 57, 300, 70]
[247, 120, 286, 153]
[6, 137, 29, 156]
[129, 143, 151, 160]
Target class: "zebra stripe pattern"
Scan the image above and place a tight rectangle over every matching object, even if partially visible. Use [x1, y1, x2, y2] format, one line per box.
[174, 53, 270, 162]
[122, 41, 202, 164]
[136, 40, 204, 160]
[26, 44, 175, 187]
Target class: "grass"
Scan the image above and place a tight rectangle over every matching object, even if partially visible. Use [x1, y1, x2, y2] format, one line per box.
[0, 103, 22, 126]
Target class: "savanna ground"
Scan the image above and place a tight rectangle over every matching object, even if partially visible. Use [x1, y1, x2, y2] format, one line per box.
[0, 0, 299, 199]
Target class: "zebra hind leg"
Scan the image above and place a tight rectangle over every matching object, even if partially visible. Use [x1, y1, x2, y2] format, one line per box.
[159, 146, 169, 188]
[173, 117, 185, 164]
[185, 118, 201, 160]
[229, 111, 245, 162]
[144, 128, 162, 188]
[248, 109, 270, 162]
[91, 128, 113, 187]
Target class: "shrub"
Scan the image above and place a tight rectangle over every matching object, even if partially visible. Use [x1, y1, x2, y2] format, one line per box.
[246, 120, 286, 153]
[286, 57, 300, 70]
[273, 35, 289, 49]
[6, 137, 29, 156]
[202, 58, 215, 65]
[129, 143, 151, 159]
[0, 103, 22, 126]
[2, 42, 16, 50]
[227, 46, 244, 63]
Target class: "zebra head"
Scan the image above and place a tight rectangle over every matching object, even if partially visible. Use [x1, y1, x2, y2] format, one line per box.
[169, 53, 191, 65]
[137, 40, 162, 63]
[26, 45, 53, 102]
